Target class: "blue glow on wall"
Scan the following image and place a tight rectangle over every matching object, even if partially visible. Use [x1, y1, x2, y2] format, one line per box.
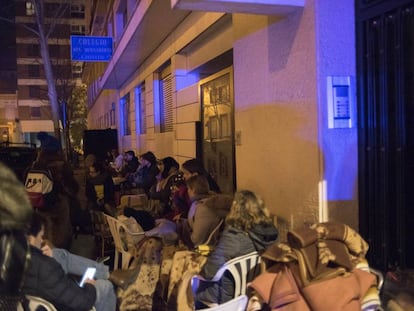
[153, 79, 161, 131]
[175, 71, 199, 91]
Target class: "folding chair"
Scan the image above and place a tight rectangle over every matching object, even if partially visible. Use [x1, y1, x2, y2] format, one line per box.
[104, 214, 145, 269]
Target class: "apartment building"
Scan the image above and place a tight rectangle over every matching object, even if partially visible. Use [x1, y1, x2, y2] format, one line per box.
[0, 0, 18, 143]
[12, 0, 91, 143]
[85, 0, 414, 269]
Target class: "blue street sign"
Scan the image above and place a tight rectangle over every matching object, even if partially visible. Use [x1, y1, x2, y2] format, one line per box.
[70, 35, 113, 62]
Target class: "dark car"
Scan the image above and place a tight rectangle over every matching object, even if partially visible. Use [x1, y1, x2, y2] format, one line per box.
[0, 142, 38, 182]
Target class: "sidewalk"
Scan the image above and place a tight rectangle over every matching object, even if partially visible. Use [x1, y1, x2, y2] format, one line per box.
[69, 161, 96, 260]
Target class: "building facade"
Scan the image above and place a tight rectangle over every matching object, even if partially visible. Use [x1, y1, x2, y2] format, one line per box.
[84, 0, 356, 239]
[5, 0, 91, 143]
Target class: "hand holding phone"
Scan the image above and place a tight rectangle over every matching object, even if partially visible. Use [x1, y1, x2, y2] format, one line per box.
[79, 267, 96, 287]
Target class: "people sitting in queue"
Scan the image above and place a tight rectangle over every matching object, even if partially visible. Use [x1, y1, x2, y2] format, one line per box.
[130, 151, 159, 194]
[176, 175, 232, 249]
[22, 213, 117, 311]
[194, 190, 279, 309]
[121, 150, 139, 181]
[147, 156, 181, 218]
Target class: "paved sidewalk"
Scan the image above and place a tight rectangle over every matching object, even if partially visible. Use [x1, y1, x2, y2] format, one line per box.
[69, 162, 96, 259]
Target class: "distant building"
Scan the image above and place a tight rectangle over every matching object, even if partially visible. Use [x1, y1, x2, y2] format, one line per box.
[0, 0, 17, 143]
[9, 0, 91, 143]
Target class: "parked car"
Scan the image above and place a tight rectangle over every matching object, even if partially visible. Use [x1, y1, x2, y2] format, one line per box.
[0, 142, 38, 182]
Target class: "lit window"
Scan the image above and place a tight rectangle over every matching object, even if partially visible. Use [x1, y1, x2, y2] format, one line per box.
[26, 2, 35, 16]
[70, 24, 86, 35]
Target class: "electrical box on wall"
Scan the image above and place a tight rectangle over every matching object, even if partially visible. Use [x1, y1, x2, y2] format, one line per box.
[327, 76, 354, 129]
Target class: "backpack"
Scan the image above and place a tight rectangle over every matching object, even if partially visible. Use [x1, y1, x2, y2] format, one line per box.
[24, 166, 56, 209]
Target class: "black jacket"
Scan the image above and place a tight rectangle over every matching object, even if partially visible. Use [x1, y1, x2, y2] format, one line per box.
[23, 246, 96, 311]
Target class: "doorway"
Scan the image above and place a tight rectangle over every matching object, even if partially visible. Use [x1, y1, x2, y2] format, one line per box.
[200, 67, 236, 194]
[356, 0, 414, 270]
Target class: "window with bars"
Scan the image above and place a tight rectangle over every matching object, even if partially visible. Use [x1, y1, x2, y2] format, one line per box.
[135, 84, 146, 135]
[120, 93, 131, 136]
[159, 67, 173, 133]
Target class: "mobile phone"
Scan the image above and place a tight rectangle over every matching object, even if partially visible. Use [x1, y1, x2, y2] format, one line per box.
[79, 267, 96, 287]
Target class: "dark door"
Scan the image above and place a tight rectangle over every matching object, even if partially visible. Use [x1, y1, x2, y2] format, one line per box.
[356, 0, 414, 270]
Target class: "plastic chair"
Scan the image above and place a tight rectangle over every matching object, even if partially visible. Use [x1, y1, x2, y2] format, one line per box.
[192, 251, 262, 300]
[26, 295, 57, 311]
[104, 214, 145, 269]
[89, 210, 114, 258]
[199, 295, 248, 311]
[25, 295, 97, 311]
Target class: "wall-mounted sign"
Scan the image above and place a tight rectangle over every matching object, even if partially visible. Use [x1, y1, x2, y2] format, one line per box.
[70, 35, 113, 62]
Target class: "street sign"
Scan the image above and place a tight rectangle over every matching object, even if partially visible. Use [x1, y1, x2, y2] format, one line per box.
[70, 35, 113, 62]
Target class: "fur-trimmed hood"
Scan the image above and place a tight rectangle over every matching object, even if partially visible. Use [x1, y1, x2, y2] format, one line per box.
[203, 194, 233, 218]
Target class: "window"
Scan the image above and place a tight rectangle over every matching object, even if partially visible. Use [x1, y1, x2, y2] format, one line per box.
[120, 93, 131, 136]
[27, 44, 39, 57]
[28, 65, 39, 77]
[157, 65, 173, 133]
[26, 2, 35, 16]
[49, 45, 59, 57]
[30, 107, 41, 118]
[70, 24, 86, 35]
[29, 86, 40, 98]
[135, 84, 146, 134]
[72, 64, 82, 74]
[70, 4, 85, 18]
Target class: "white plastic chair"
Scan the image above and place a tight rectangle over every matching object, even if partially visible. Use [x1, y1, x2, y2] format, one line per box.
[26, 295, 57, 311]
[25, 295, 97, 311]
[192, 251, 262, 302]
[199, 295, 248, 311]
[104, 214, 145, 269]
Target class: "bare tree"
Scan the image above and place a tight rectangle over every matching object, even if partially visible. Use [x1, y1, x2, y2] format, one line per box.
[0, 0, 71, 139]
[31, 0, 68, 138]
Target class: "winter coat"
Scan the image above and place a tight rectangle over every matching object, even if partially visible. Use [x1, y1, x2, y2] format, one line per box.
[85, 169, 115, 208]
[195, 223, 279, 306]
[133, 163, 159, 194]
[178, 194, 233, 249]
[29, 152, 76, 249]
[23, 246, 96, 311]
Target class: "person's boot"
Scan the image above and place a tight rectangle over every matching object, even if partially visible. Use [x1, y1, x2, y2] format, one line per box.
[109, 265, 140, 290]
